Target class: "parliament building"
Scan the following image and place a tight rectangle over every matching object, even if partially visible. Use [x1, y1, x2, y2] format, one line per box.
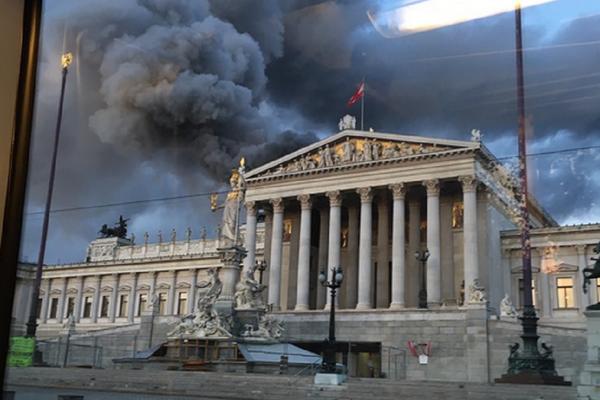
[12, 129, 600, 382]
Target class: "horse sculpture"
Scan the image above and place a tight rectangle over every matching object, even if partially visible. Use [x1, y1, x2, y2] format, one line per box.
[582, 241, 600, 295]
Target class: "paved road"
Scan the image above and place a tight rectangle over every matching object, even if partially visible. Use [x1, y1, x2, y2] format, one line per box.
[6, 386, 208, 400]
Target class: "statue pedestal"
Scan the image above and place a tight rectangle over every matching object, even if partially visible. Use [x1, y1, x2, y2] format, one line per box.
[216, 246, 246, 306]
[578, 310, 600, 399]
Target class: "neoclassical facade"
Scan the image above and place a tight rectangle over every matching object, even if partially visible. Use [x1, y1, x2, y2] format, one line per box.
[15, 131, 600, 366]
[242, 130, 554, 314]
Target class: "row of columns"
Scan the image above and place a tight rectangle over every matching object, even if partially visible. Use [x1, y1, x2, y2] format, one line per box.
[245, 176, 480, 310]
[39, 269, 200, 324]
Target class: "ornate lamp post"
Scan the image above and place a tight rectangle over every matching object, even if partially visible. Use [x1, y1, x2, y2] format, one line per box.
[496, 1, 567, 385]
[319, 266, 343, 373]
[256, 259, 267, 284]
[415, 249, 429, 309]
[26, 52, 73, 338]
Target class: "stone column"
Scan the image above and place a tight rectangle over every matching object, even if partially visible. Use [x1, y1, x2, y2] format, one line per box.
[169, 272, 177, 315]
[109, 274, 119, 323]
[41, 279, 51, 324]
[296, 194, 312, 310]
[390, 183, 406, 309]
[317, 207, 329, 308]
[189, 268, 197, 314]
[408, 199, 421, 307]
[268, 198, 284, 310]
[460, 176, 479, 303]
[423, 179, 441, 306]
[325, 191, 342, 309]
[92, 276, 101, 323]
[243, 201, 257, 272]
[128, 272, 138, 322]
[346, 203, 360, 308]
[58, 278, 68, 323]
[74, 277, 84, 322]
[357, 187, 374, 310]
[376, 192, 390, 308]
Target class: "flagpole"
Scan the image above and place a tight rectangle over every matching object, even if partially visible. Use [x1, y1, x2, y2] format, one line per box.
[361, 78, 365, 131]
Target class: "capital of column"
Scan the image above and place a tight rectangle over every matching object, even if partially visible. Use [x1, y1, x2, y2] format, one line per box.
[575, 244, 587, 255]
[356, 187, 373, 203]
[423, 179, 440, 196]
[245, 201, 257, 216]
[458, 175, 478, 193]
[297, 194, 312, 210]
[326, 190, 342, 207]
[271, 198, 284, 213]
[389, 183, 406, 200]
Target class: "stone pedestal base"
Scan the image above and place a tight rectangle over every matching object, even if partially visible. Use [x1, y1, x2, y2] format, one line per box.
[577, 310, 600, 399]
[314, 373, 347, 385]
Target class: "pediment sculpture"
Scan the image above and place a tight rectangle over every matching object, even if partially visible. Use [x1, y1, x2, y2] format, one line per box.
[263, 137, 451, 177]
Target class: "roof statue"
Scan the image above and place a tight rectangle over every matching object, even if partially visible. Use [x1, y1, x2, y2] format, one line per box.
[338, 114, 356, 131]
[471, 129, 482, 142]
[98, 215, 129, 239]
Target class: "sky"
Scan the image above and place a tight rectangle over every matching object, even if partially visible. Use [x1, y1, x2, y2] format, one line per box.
[20, 0, 600, 264]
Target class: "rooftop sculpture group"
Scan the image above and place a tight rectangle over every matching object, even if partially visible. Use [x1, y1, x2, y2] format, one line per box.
[98, 215, 129, 239]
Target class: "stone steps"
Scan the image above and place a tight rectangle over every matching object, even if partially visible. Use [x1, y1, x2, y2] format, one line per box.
[7, 368, 577, 400]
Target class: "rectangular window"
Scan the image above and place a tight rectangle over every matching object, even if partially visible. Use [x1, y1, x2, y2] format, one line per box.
[138, 293, 148, 316]
[158, 293, 167, 315]
[556, 277, 574, 309]
[119, 294, 129, 317]
[177, 292, 188, 315]
[83, 296, 93, 318]
[66, 297, 75, 317]
[49, 298, 59, 319]
[100, 295, 110, 317]
[518, 279, 537, 308]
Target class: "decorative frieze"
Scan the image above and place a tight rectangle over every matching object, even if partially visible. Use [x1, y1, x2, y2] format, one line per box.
[257, 136, 453, 178]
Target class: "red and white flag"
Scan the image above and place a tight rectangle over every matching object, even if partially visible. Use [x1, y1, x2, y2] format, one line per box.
[347, 81, 365, 107]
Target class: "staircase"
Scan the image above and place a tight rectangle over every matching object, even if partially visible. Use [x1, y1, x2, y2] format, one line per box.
[6, 367, 577, 400]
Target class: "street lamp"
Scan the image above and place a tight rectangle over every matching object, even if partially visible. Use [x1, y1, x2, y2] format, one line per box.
[319, 266, 343, 373]
[255, 259, 267, 284]
[414, 249, 430, 309]
[496, 2, 567, 385]
[26, 52, 73, 338]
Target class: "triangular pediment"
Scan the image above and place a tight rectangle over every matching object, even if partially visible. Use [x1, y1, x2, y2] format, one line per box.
[246, 130, 478, 180]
